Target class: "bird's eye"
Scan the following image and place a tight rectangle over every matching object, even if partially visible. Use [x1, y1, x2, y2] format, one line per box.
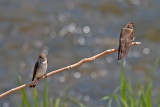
[39, 56, 42, 58]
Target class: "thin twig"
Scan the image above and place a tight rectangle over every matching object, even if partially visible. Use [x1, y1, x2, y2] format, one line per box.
[0, 42, 141, 99]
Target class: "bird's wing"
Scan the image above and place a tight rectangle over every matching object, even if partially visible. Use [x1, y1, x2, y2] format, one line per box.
[118, 28, 133, 60]
[32, 61, 39, 81]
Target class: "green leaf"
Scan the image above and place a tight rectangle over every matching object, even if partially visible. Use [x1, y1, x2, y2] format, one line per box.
[157, 94, 160, 107]
[44, 79, 48, 107]
[40, 101, 43, 107]
[107, 98, 113, 107]
[33, 88, 38, 107]
[14, 102, 22, 107]
[113, 94, 121, 107]
[101, 96, 110, 101]
[68, 96, 85, 107]
[154, 56, 160, 72]
[54, 98, 60, 107]
[127, 83, 135, 107]
[146, 82, 152, 107]
[49, 98, 53, 107]
[120, 62, 127, 103]
[121, 98, 129, 107]
[113, 87, 120, 93]
[15, 73, 30, 107]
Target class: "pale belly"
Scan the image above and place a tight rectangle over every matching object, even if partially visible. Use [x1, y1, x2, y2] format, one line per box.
[36, 64, 47, 78]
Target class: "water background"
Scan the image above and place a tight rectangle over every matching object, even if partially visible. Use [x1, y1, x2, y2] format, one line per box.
[0, 0, 160, 106]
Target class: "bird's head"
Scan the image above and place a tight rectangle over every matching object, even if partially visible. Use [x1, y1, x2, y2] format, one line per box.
[38, 53, 47, 62]
[125, 22, 134, 29]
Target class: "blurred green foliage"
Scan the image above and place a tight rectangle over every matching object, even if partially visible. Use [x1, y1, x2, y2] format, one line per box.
[102, 57, 160, 107]
[15, 76, 85, 107]
[15, 57, 160, 107]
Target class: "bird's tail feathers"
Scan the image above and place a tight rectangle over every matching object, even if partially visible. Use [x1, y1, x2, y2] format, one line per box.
[29, 84, 36, 88]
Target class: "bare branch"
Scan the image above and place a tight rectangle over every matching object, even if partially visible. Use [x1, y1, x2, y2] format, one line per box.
[0, 42, 141, 99]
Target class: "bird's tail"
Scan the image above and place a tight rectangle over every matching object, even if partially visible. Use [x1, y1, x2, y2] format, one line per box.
[29, 78, 36, 88]
[118, 49, 125, 60]
[118, 53, 125, 60]
[29, 84, 36, 88]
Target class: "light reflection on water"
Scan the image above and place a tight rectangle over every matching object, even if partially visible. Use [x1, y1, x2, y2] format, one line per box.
[0, 0, 160, 106]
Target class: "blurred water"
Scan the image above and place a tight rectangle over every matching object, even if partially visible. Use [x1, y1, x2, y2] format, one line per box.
[0, 0, 160, 106]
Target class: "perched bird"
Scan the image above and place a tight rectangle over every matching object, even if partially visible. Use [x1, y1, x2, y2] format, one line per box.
[29, 53, 48, 88]
[118, 22, 134, 60]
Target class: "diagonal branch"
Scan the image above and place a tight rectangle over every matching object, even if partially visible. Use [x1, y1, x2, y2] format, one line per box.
[0, 42, 141, 99]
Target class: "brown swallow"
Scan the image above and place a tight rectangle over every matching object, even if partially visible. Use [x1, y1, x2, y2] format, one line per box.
[29, 53, 48, 88]
[118, 22, 134, 60]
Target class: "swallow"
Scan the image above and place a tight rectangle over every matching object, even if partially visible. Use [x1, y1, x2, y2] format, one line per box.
[29, 53, 48, 88]
[118, 22, 134, 60]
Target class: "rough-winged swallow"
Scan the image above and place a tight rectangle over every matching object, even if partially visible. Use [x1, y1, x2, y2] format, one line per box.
[29, 53, 48, 88]
[118, 22, 134, 60]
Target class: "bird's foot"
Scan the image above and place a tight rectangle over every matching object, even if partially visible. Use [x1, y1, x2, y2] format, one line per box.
[37, 77, 40, 81]
[44, 74, 47, 78]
